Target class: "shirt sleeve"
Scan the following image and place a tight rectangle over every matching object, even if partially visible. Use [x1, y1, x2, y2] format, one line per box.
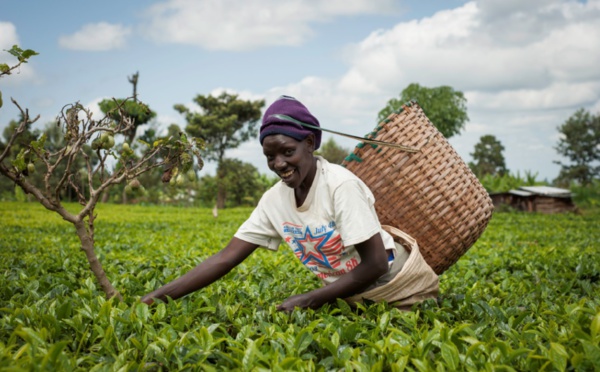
[234, 195, 282, 251]
[332, 180, 382, 247]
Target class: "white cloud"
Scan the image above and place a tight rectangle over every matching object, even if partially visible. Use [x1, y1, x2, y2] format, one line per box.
[209, 87, 265, 104]
[344, 0, 600, 95]
[467, 81, 600, 111]
[258, 0, 600, 181]
[141, 0, 397, 51]
[58, 23, 132, 51]
[0, 22, 19, 50]
[83, 97, 108, 120]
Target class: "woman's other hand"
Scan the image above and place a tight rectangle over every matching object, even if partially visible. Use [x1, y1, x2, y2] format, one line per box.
[277, 292, 322, 312]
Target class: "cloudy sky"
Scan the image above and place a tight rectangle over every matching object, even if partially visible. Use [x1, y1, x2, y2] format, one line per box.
[1, 0, 599, 181]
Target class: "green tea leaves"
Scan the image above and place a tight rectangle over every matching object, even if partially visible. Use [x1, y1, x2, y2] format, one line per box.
[0, 203, 599, 370]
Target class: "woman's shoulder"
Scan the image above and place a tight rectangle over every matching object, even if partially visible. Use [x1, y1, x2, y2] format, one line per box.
[259, 180, 289, 202]
[317, 157, 375, 202]
[318, 156, 364, 185]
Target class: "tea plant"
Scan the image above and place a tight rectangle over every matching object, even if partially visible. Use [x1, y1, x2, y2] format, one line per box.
[1, 46, 205, 299]
[1, 202, 598, 370]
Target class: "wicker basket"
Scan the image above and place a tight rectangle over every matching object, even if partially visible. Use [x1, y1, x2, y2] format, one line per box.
[341, 102, 494, 274]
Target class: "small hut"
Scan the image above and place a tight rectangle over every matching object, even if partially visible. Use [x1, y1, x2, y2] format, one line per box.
[489, 186, 577, 214]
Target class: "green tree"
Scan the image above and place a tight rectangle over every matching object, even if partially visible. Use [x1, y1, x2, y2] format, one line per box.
[315, 137, 350, 164]
[554, 108, 600, 186]
[1, 117, 40, 158]
[0, 118, 40, 199]
[197, 159, 277, 208]
[174, 92, 265, 208]
[468, 135, 508, 178]
[126, 123, 197, 205]
[98, 72, 156, 144]
[378, 83, 468, 138]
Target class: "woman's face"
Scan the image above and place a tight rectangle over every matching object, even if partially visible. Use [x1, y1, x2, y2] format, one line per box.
[262, 134, 316, 189]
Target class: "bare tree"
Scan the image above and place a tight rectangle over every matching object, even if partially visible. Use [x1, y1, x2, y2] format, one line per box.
[0, 98, 204, 299]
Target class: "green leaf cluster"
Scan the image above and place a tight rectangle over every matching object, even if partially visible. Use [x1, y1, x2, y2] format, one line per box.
[98, 99, 157, 144]
[378, 83, 469, 139]
[554, 108, 600, 186]
[469, 135, 508, 178]
[0, 45, 39, 76]
[0, 202, 598, 370]
[175, 92, 264, 163]
[315, 138, 351, 165]
[479, 170, 546, 193]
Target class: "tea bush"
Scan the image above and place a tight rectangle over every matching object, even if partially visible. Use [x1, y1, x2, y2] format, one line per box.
[1, 202, 599, 371]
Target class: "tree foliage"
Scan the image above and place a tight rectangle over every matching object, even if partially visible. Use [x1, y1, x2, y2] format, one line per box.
[175, 92, 264, 163]
[0, 118, 41, 200]
[315, 137, 350, 165]
[479, 170, 545, 193]
[0, 45, 39, 109]
[98, 73, 156, 144]
[554, 108, 600, 186]
[175, 92, 265, 208]
[197, 158, 277, 207]
[468, 135, 508, 178]
[378, 83, 468, 138]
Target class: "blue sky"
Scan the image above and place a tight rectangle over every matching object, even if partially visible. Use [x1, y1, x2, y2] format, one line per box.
[2, 0, 599, 181]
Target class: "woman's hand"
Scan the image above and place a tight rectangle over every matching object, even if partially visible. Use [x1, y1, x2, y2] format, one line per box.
[277, 233, 389, 312]
[277, 292, 322, 312]
[276, 233, 389, 312]
[141, 238, 258, 304]
[140, 296, 154, 305]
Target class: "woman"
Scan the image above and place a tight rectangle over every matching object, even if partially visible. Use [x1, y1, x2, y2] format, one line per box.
[142, 96, 438, 311]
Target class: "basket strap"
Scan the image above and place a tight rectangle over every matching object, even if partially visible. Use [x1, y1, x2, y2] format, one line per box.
[270, 114, 421, 152]
[382, 225, 417, 253]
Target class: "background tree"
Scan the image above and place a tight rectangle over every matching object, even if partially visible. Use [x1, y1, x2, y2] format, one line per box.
[315, 137, 350, 164]
[174, 92, 264, 209]
[99, 73, 166, 204]
[468, 135, 508, 178]
[378, 83, 468, 138]
[554, 108, 600, 186]
[197, 159, 277, 207]
[125, 123, 201, 206]
[98, 72, 156, 144]
[0, 118, 41, 199]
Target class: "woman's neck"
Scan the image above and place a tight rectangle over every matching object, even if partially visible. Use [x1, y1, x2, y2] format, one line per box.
[294, 157, 317, 207]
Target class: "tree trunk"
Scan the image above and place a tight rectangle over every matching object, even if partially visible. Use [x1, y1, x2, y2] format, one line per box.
[216, 186, 226, 209]
[74, 221, 122, 300]
[216, 162, 226, 209]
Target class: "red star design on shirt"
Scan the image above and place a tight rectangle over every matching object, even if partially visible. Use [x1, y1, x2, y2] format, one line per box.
[293, 227, 340, 269]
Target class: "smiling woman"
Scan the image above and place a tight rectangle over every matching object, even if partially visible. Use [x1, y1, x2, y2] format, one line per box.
[142, 96, 439, 311]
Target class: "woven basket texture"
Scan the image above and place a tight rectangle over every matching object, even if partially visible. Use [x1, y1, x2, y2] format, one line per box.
[341, 102, 494, 274]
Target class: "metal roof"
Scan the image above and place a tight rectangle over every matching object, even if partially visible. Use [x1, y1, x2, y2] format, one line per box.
[508, 189, 533, 197]
[518, 186, 572, 197]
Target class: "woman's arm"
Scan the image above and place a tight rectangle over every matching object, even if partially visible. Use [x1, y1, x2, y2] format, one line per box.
[141, 237, 258, 304]
[277, 232, 389, 311]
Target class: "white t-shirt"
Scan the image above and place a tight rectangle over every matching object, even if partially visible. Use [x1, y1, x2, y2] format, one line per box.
[235, 156, 396, 285]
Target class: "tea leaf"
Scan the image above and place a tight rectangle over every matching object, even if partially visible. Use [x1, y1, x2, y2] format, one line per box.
[441, 342, 460, 370]
[549, 342, 568, 371]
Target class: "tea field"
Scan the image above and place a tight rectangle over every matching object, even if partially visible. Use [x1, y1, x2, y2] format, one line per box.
[1, 202, 599, 371]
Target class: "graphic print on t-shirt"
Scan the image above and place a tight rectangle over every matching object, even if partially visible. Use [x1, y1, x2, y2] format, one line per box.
[282, 221, 356, 281]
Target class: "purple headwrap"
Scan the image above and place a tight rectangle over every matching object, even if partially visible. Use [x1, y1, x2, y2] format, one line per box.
[259, 96, 321, 149]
